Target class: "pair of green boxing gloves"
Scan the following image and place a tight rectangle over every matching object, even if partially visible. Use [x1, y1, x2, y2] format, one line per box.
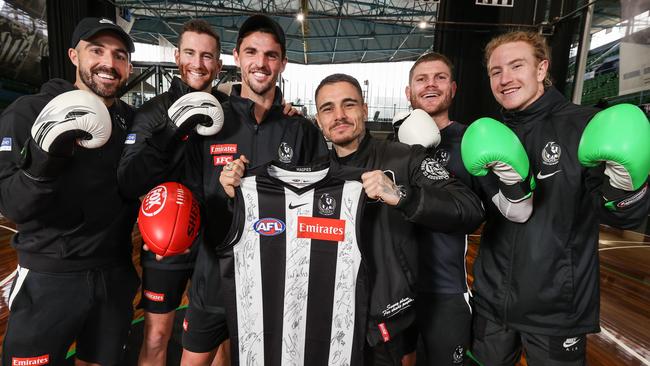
[460, 104, 650, 210]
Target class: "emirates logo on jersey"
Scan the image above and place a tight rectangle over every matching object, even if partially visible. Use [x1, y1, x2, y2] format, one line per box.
[141, 185, 168, 217]
[12, 355, 49, 365]
[254, 218, 286, 236]
[210, 144, 237, 154]
[297, 216, 345, 242]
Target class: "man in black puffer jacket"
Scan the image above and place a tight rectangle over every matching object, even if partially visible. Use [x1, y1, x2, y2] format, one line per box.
[0, 18, 139, 365]
[469, 31, 650, 366]
[314, 73, 484, 365]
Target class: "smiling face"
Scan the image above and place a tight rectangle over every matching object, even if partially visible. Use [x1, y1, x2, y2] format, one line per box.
[487, 41, 548, 111]
[175, 31, 222, 92]
[234, 31, 287, 99]
[69, 31, 131, 101]
[315, 81, 367, 155]
[406, 59, 456, 118]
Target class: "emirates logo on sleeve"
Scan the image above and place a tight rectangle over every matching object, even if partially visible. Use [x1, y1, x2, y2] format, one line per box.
[297, 216, 345, 242]
[144, 290, 165, 302]
[12, 355, 49, 365]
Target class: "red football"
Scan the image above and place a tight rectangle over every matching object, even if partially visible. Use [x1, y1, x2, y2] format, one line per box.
[138, 182, 201, 257]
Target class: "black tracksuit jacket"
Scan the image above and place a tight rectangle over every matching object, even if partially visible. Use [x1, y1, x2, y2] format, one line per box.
[117, 77, 230, 269]
[183, 84, 329, 251]
[333, 132, 485, 345]
[472, 87, 650, 336]
[417, 121, 478, 295]
[0, 78, 138, 272]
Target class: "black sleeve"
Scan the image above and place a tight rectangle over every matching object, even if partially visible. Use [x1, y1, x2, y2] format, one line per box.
[586, 165, 650, 229]
[396, 146, 485, 233]
[0, 97, 61, 224]
[117, 98, 189, 198]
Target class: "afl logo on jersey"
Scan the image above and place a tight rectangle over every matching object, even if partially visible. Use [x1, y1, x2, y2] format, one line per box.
[254, 218, 286, 236]
[542, 141, 561, 165]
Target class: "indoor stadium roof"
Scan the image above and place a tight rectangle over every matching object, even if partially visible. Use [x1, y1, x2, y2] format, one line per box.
[111, 0, 625, 65]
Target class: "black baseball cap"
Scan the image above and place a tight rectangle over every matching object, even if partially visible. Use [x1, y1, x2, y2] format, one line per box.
[237, 14, 286, 56]
[71, 17, 135, 53]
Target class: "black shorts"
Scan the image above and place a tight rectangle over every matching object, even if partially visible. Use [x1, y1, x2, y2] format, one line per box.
[416, 292, 472, 365]
[471, 313, 587, 366]
[187, 243, 222, 312]
[139, 267, 192, 313]
[181, 302, 228, 353]
[182, 244, 228, 352]
[364, 332, 411, 366]
[2, 264, 139, 365]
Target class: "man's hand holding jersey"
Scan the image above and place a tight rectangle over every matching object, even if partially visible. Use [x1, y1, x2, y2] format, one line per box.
[150, 91, 224, 152]
[220, 155, 250, 198]
[461, 117, 534, 223]
[578, 103, 650, 211]
[25, 90, 111, 180]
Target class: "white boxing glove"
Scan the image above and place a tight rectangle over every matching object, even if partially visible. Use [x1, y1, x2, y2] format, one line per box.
[31, 89, 112, 155]
[168, 92, 224, 137]
[393, 109, 441, 148]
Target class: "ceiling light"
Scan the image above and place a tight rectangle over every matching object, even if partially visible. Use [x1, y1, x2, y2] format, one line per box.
[297, 13, 305, 22]
[419, 21, 427, 29]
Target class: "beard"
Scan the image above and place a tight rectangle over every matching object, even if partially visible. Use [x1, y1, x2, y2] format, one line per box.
[243, 67, 276, 96]
[410, 90, 453, 116]
[179, 64, 213, 92]
[79, 65, 123, 98]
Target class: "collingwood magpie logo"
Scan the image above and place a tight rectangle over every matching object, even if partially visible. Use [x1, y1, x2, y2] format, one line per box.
[542, 141, 561, 165]
[115, 114, 127, 130]
[420, 157, 449, 180]
[434, 148, 450, 166]
[278, 142, 293, 163]
[452, 345, 464, 364]
[318, 193, 336, 216]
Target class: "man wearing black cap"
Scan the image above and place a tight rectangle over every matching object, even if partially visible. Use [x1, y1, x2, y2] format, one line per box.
[0, 17, 139, 365]
[179, 14, 328, 365]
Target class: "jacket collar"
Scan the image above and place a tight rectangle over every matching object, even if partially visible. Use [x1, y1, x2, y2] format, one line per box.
[168, 76, 197, 101]
[501, 86, 568, 127]
[229, 84, 285, 124]
[332, 130, 372, 165]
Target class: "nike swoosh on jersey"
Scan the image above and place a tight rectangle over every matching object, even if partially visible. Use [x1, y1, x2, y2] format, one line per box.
[562, 337, 580, 348]
[288, 202, 309, 209]
[536, 170, 562, 180]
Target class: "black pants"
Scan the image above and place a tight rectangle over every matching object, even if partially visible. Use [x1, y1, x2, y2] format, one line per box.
[3, 264, 139, 365]
[471, 313, 587, 366]
[416, 292, 472, 365]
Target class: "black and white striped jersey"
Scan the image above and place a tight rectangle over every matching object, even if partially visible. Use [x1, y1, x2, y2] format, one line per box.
[218, 160, 368, 366]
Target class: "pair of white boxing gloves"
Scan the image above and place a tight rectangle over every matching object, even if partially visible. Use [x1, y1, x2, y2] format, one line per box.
[26, 90, 224, 179]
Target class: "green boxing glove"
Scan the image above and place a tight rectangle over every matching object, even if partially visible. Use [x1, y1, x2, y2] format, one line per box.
[578, 104, 650, 191]
[461, 117, 534, 201]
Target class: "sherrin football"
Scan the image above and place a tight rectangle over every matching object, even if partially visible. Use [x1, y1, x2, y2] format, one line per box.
[138, 182, 201, 257]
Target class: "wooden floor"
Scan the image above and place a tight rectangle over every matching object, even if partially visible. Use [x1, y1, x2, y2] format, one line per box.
[0, 217, 648, 365]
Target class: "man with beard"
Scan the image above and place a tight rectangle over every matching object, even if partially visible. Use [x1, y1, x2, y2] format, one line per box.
[394, 52, 476, 365]
[0, 17, 140, 365]
[118, 15, 327, 366]
[117, 19, 229, 366]
[220, 73, 483, 365]
[181, 14, 329, 365]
